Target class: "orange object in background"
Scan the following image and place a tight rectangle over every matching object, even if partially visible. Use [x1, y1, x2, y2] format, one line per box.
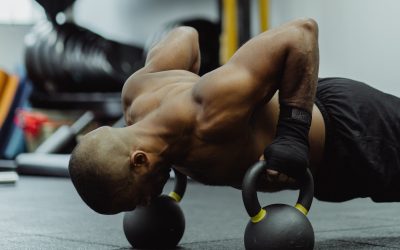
[0, 70, 8, 96]
[0, 73, 19, 129]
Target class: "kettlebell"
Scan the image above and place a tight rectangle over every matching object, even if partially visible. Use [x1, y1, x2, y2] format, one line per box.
[123, 168, 187, 249]
[242, 161, 315, 250]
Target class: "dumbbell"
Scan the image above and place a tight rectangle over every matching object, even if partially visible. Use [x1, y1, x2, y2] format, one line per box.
[123, 168, 187, 249]
[34, 0, 76, 23]
[14, 111, 94, 177]
[242, 162, 315, 250]
[34, 111, 94, 154]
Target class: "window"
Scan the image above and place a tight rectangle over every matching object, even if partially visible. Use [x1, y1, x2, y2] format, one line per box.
[0, 0, 44, 24]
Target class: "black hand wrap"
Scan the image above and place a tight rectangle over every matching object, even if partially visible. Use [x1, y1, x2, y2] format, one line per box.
[264, 105, 312, 178]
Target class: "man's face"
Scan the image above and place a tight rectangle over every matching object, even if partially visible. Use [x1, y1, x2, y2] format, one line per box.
[108, 165, 170, 213]
[133, 160, 171, 207]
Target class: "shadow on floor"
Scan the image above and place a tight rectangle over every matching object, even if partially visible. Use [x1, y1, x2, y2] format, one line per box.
[315, 236, 400, 249]
[117, 236, 400, 250]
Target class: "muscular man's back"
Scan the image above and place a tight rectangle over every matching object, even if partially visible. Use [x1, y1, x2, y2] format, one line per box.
[121, 20, 327, 191]
[124, 76, 249, 183]
[123, 67, 325, 190]
[69, 20, 327, 215]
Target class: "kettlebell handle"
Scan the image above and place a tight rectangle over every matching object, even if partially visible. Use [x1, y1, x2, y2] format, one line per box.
[168, 168, 187, 202]
[242, 161, 314, 219]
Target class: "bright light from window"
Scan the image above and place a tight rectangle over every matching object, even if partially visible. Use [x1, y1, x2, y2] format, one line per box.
[0, 0, 45, 24]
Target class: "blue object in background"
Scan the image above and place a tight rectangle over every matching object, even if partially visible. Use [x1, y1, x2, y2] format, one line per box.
[0, 68, 32, 159]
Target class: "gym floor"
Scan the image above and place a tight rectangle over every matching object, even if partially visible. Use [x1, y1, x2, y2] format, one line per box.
[1, 176, 400, 250]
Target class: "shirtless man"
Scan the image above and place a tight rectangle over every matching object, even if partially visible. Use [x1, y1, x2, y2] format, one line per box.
[69, 18, 400, 214]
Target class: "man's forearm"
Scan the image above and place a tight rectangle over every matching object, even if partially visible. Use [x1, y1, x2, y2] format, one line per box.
[278, 19, 319, 113]
[145, 26, 200, 74]
[264, 19, 319, 178]
[223, 18, 319, 112]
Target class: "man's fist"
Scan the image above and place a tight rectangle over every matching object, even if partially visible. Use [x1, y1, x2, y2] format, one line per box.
[264, 136, 309, 178]
[264, 105, 312, 178]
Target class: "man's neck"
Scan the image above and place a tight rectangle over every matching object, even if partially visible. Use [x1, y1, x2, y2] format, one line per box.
[126, 119, 190, 161]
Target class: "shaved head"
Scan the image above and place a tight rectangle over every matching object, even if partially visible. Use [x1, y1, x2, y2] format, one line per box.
[69, 126, 137, 214]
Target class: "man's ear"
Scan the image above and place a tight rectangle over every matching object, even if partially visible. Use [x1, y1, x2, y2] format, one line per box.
[131, 151, 149, 174]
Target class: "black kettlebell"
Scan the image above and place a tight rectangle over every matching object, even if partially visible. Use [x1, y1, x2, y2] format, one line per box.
[242, 161, 315, 250]
[123, 168, 187, 249]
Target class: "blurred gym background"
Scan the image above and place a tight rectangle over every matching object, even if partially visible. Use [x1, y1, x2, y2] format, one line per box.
[1, 0, 400, 180]
[1, 1, 400, 249]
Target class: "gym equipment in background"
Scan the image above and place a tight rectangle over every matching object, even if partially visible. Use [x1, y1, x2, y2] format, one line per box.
[218, 0, 270, 63]
[16, 153, 70, 177]
[17, 111, 93, 176]
[25, 20, 144, 93]
[0, 154, 69, 179]
[123, 169, 187, 249]
[35, 111, 93, 154]
[0, 111, 94, 178]
[181, 19, 220, 75]
[242, 162, 314, 250]
[34, 0, 76, 24]
[29, 91, 122, 121]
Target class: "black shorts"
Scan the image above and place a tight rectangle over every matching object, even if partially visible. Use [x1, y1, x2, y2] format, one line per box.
[314, 77, 400, 202]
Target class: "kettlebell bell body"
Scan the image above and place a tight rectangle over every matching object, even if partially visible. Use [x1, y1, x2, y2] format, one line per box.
[123, 169, 187, 249]
[123, 195, 185, 249]
[242, 162, 315, 250]
[244, 204, 314, 250]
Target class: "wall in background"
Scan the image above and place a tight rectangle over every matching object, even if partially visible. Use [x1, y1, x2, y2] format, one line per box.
[0, 24, 32, 73]
[268, 0, 400, 94]
[1, 0, 400, 94]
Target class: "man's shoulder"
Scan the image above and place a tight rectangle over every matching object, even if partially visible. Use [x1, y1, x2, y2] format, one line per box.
[122, 69, 197, 101]
[122, 69, 199, 124]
